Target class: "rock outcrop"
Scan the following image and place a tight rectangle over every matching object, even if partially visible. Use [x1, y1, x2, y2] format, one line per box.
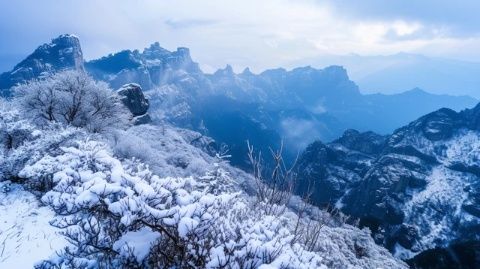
[117, 83, 151, 125]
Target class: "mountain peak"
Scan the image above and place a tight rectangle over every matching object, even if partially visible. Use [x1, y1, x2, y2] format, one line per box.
[172, 47, 192, 61]
[224, 64, 233, 72]
[322, 65, 348, 78]
[214, 64, 235, 77]
[142, 42, 171, 59]
[241, 67, 254, 76]
[26, 34, 83, 68]
[53, 34, 80, 43]
[0, 34, 84, 94]
[404, 87, 428, 95]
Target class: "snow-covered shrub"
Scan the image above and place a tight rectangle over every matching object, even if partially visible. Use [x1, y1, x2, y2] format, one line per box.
[22, 139, 297, 268]
[0, 102, 86, 184]
[13, 70, 130, 132]
[18, 137, 406, 269]
[109, 124, 215, 178]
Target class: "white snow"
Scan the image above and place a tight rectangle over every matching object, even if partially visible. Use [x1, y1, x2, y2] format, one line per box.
[0, 182, 67, 268]
[113, 227, 161, 263]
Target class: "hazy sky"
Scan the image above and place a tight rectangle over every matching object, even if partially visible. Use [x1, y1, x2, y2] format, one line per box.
[1, 0, 480, 73]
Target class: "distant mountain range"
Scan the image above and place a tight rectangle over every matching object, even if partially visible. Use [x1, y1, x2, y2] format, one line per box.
[0, 35, 477, 168]
[293, 53, 480, 98]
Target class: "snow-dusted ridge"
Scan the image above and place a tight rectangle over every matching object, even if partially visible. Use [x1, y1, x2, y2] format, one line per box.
[297, 104, 480, 265]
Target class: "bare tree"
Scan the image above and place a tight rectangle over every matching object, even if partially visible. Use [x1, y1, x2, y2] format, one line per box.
[14, 70, 130, 132]
[247, 141, 297, 215]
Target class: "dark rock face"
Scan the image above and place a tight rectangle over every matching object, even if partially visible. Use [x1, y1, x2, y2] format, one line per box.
[0, 34, 84, 94]
[116, 83, 151, 125]
[296, 130, 386, 206]
[333, 129, 387, 155]
[297, 104, 480, 262]
[117, 83, 149, 116]
[343, 154, 430, 226]
[407, 241, 480, 269]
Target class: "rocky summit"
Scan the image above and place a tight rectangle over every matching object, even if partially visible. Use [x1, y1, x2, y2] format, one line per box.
[0, 34, 84, 95]
[85, 43, 201, 90]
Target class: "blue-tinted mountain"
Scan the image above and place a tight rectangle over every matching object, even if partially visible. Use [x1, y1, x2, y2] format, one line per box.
[297, 103, 480, 266]
[0, 34, 84, 95]
[85, 42, 204, 90]
[294, 52, 480, 98]
[0, 35, 477, 169]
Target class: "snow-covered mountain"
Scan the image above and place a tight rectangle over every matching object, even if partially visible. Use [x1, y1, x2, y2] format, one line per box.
[297, 103, 480, 267]
[0, 35, 477, 168]
[85, 42, 204, 91]
[0, 34, 84, 96]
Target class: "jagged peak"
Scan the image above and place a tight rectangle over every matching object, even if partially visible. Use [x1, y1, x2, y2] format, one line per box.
[241, 67, 254, 76]
[291, 65, 316, 73]
[403, 87, 428, 95]
[142, 42, 171, 59]
[224, 64, 233, 72]
[322, 65, 348, 77]
[14, 34, 83, 72]
[176, 47, 190, 54]
[172, 47, 192, 60]
[214, 64, 235, 76]
[33, 34, 82, 53]
[53, 33, 80, 42]
[333, 129, 386, 154]
[259, 67, 287, 77]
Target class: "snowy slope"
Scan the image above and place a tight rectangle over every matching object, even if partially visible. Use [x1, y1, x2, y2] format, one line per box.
[0, 97, 407, 268]
[0, 182, 66, 268]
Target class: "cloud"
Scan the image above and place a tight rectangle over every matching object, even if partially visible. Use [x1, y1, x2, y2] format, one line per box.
[280, 117, 321, 151]
[0, 0, 479, 74]
[321, 0, 480, 37]
[164, 19, 218, 29]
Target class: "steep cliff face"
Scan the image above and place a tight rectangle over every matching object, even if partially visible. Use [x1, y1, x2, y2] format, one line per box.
[297, 104, 480, 262]
[0, 34, 84, 95]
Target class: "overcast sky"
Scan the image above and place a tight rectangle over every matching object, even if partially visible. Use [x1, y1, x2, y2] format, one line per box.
[1, 0, 480, 73]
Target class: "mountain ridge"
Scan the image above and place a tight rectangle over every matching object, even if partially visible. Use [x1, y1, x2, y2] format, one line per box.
[297, 102, 480, 267]
[0, 34, 478, 169]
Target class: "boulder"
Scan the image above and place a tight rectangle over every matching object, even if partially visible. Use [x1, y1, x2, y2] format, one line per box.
[117, 83, 151, 124]
[117, 83, 150, 116]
